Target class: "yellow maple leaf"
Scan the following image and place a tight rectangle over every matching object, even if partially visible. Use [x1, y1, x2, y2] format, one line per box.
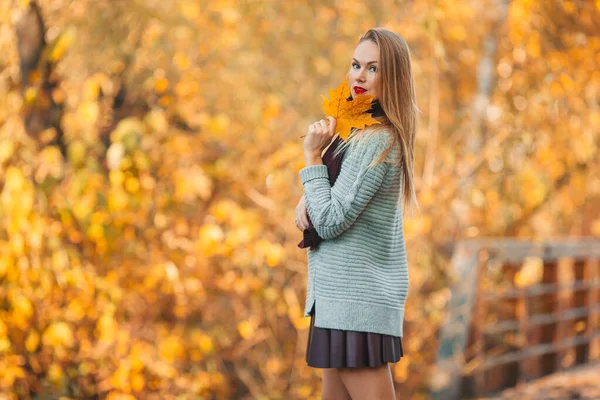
[321, 77, 381, 141]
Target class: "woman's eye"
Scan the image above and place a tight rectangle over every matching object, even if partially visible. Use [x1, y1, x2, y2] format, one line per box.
[369, 66, 377, 72]
[352, 63, 359, 69]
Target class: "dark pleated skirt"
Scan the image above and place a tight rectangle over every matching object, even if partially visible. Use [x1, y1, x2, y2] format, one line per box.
[305, 307, 404, 368]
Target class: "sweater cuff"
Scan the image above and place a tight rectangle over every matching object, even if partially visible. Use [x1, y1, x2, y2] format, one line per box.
[299, 165, 328, 184]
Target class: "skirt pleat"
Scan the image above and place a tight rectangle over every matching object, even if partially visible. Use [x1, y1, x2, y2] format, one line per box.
[306, 307, 404, 368]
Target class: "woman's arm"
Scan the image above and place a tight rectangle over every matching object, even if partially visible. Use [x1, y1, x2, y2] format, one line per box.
[299, 132, 391, 240]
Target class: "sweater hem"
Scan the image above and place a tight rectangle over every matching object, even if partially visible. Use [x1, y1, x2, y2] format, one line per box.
[307, 296, 404, 337]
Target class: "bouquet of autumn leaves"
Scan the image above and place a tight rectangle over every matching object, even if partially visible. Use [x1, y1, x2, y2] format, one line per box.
[298, 77, 380, 250]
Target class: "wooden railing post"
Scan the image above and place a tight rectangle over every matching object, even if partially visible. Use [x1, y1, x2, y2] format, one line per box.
[586, 258, 600, 361]
[556, 257, 575, 370]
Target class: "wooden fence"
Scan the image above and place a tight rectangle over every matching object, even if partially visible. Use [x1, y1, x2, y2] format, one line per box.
[430, 238, 600, 399]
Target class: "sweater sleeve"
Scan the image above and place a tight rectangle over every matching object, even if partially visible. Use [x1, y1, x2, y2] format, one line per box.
[299, 132, 391, 240]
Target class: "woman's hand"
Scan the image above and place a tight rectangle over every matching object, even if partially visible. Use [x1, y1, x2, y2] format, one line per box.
[294, 195, 309, 231]
[303, 116, 336, 165]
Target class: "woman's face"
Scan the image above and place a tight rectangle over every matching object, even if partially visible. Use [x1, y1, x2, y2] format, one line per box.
[348, 40, 380, 101]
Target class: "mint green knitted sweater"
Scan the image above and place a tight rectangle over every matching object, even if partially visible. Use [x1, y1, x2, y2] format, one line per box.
[299, 129, 409, 337]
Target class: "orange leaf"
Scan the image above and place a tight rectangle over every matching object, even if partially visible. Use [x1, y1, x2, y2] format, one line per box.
[321, 77, 381, 141]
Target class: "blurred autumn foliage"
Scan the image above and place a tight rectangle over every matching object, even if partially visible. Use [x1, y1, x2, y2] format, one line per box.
[0, 0, 599, 399]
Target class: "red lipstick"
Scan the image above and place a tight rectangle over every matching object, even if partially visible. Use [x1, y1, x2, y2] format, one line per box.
[354, 86, 367, 94]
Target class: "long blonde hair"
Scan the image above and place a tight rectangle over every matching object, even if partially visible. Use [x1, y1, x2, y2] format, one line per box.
[342, 28, 420, 216]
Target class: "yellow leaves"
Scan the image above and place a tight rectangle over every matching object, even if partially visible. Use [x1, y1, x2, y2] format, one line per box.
[131, 373, 145, 392]
[393, 355, 410, 383]
[526, 32, 541, 58]
[77, 102, 99, 125]
[284, 287, 310, 330]
[313, 56, 332, 76]
[48, 28, 75, 62]
[174, 166, 212, 202]
[178, 2, 201, 20]
[9, 292, 33, 329]
[297, 385, 313, 398]
[35, 146, 64, 182]
[199, 334, 213, 354]
[211, 199, 237, 223]
[263, 287, 278, 302]
[110, 361, 132, 392]
[173, 52, 191, 70]
[71, 194, 96, 222]
[107, 393, 138, 400]
[112, 118, 144, 151]
[535, 146, 565, 181]
[0, 361, 25, 387]
[175, 79, 199, 98]
[145, 109, 168, 132]
[0, 254, 10, 279]
[516, 165, 546, 211]
[0, 140, 15, 164]
[108, 187, 129, 212]
[591, 219, 600, 236]
[206, 113, 230, 134]
[24, 86, 38, 104]
[0, 320, 6, 338]
[0, 336, 10, 353]
[562, 1, 577, 14]
[220, 7, 241, 27]
[154, 77, 169, 94]
[68, 140, 87, 166]
[261, 94, 281, 121]
[109, 170, 125, 186]
[448, 25, 467, 41]
[108, 341, 148, 392]
[197, 224, 225, 256]
[97, 311, 117, 344]
[403, 215, 432, 239]
[514, 257, 544, 288]
[256, 239, 285, 268]
[158, 94, 174, 107]
[571, 128, 595, 163]
[321, 77, 380, 140]
[42, 322, 74, 350]
[10, 234, 26, 259]
[237, 320, 256, 339]
[159, 335, 185, 362]
[66, 299, 87, 322]
[0, 319, 10, 352]
[124, 176, 140, 193]
[1, 167, 34, 231]
[25, 330, 40, 352]
[574, 320, 586, 333]
[129, 343, 148, 372]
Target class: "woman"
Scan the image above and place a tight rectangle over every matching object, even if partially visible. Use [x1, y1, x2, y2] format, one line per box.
[295, 28, 419, 399]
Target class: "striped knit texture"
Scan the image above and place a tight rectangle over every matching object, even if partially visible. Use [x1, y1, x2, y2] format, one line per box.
[299, 129, 409, 337]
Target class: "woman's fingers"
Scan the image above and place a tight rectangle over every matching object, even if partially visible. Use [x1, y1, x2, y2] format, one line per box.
[327, 116, 337, 135]
[318, 119, 328, 132]
[295, 197, 310, 231]
[299, 211, 309, 229]
[299, 202, 309, 229]
[295, 201, 305, 231]
[304, 118, 336, 154]
[315, 121, 324, 135]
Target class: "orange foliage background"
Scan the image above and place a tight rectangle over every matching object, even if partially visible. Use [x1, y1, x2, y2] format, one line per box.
[0, 0, 599, 399]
